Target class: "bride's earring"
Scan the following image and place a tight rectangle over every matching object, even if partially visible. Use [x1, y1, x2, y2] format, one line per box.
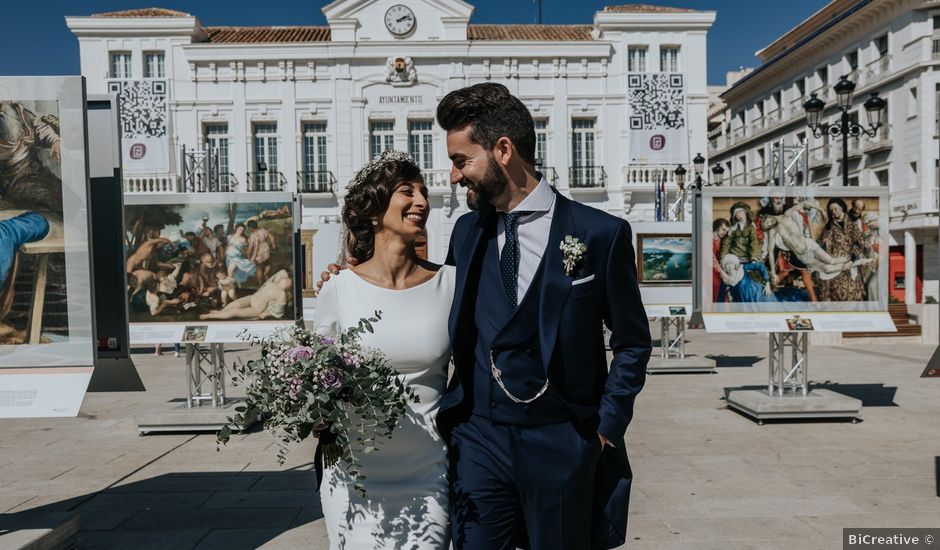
[371, 219, 378, 226]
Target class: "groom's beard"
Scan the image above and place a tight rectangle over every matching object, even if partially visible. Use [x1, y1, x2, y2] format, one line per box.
[466, 156, 509, 211]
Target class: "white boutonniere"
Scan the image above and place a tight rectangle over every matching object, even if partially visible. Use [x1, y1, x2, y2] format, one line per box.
[560, 235, 587, 277]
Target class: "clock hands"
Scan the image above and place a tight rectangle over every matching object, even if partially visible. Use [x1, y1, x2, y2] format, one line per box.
[396, 14, 413, 23]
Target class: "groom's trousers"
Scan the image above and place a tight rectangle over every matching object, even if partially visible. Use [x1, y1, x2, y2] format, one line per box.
[449, 413, 601, 550]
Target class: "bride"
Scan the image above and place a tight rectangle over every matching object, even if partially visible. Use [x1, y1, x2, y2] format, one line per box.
[314, 150, 453, 549]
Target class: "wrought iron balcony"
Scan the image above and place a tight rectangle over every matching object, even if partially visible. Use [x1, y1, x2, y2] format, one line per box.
[180, 172, 238, 193]
[537, 166, 559, 186]
[569, 165, 607, 188]
[247, 171, 287, 192]
[297, 170, 336, 194]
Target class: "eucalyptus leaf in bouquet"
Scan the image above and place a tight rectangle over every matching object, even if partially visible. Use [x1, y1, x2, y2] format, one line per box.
[217, 312, 418, 497]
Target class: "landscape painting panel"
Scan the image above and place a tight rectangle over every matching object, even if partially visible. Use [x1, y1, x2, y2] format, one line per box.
[125, 198, 295, 323]
[638, 234, 692, 285]
[0, 99, 69, 345]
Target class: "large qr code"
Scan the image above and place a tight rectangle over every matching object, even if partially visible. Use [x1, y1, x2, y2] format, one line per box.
[628, 73, 686, 131]
[108, 80, 167, 138]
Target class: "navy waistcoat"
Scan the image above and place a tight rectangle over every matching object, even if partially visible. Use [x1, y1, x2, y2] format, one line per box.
[471, 227, 568, 424]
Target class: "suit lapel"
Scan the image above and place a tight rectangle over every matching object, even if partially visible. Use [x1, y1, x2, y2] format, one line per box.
[449, 208, 494, 342]
[539, 191, 580, 373]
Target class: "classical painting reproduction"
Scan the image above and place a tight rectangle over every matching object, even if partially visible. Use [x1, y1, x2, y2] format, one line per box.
[124, 195, 296, 323]
[0, 99, 69, 345]
[786, 316, 814, 331]
[637, 234, 693, 285]
[181, 325, 208, 342]
[703, 189, 886, 313]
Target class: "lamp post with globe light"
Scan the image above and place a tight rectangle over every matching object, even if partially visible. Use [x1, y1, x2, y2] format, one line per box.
[802, 75, 887, 186]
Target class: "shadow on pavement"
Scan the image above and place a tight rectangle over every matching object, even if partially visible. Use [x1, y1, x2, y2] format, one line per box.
[0, 470, 322, 550]
[705, 354, 763, 368]
[809, 382, 898, 407]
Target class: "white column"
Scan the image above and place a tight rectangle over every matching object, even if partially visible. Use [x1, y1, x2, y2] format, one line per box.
[905, 229, 917, 305]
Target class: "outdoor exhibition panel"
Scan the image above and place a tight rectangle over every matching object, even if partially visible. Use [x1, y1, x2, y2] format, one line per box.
[124, 192, 299, 344]
[700, 186, 894, 333]
[633, 221, 693, 318]
[0, 76, 96, 417]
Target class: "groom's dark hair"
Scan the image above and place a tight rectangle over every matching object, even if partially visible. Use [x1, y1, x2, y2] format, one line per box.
[436, 83, 536, 166]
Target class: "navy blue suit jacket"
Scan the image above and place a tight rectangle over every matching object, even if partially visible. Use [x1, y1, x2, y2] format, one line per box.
[440, 189, 651, 548]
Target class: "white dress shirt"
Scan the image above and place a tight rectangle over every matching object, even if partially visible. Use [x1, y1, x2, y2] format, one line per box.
[496, 177, 556, 305]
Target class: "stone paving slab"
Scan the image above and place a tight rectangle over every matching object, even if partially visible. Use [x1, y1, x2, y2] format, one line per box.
[0, 333, 937, 549]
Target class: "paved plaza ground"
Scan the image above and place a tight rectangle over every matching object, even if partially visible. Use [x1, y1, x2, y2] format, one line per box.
[0, 328, 938, 549]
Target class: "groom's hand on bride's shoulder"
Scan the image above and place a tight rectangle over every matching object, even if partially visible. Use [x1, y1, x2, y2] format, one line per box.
[316, 257, 358, 290]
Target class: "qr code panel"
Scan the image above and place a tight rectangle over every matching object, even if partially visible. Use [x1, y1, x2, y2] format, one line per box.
[113, 80, 167, 138]
[628, 74, 686, 130]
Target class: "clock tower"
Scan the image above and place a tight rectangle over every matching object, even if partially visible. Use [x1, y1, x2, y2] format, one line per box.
[323, 0, 474, 42]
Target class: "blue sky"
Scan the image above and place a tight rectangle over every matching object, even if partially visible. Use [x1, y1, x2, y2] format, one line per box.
[6, 0, 828, 85]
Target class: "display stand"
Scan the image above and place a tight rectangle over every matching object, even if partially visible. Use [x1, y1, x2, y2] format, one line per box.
[135, 344, 255, 434]
[647, 317, 716, 374]
[726, 332, 861, 424]
[186, 343, 226, 408]
[723, 140, 862, 424]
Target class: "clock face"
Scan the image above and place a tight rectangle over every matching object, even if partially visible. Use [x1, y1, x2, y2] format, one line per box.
[384, 4, 416, 36]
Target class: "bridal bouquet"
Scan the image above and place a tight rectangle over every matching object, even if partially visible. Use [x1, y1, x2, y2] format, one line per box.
[217, 312, 418, 496]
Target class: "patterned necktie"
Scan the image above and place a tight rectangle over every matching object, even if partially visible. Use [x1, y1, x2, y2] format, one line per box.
[499, 211, 533, 308]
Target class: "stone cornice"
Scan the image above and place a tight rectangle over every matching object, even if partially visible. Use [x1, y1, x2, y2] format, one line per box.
[180, 40, 613, 62]
[593, 10, 716, 30]
[65, 15, 205, 39]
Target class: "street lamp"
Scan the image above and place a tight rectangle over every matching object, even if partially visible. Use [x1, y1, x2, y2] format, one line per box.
[803, 75, 887, 186]
[710, 163, 725, 186]
[673, 164, 687, 189]
[692, 153, 705, 186]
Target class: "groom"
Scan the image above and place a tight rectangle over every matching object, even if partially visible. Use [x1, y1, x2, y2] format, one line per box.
[437, 83, 650, 549]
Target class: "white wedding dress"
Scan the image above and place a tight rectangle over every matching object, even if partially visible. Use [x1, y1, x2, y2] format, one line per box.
[314, 266, 454, 550]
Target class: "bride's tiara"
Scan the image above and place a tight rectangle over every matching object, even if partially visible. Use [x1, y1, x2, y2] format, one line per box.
[347, 149, 417, 190]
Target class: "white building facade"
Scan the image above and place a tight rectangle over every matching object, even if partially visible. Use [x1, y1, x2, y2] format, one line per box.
[709, 0, 940, 304]
[66, 0, 715, 297]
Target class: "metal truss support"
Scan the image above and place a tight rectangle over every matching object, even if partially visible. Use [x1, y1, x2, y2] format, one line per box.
[767, 332, 808, 397]
[185, 343, 226, 408]
[660, 316, 686, 360]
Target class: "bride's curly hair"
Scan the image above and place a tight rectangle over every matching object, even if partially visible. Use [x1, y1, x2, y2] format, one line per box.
[342, 158, 423, 263]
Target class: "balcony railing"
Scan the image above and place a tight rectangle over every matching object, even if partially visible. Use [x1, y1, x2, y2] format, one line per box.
[750, 116, 765, 133]
[810, 84, 830, 102]
[538, 166, 560, 186]
[624, 165, 678, 187]
[124, 175, 180, 193]
[297, 170, 336, 194]
[421, 169, 453, 191]
[789, 96, 806, 119]
[864, 55, 891, 83]
[730, 173, 747, 186]
[863, 124, 892, 153]
[731, 126, 746, 143]
[809, 144, 832, 168]
[247, 171, 287, 192]
[750, 165, 769, 185]
[569, 166, 607, 188]
[846, 135, 862, 158]
[180, 172, 237, 193]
